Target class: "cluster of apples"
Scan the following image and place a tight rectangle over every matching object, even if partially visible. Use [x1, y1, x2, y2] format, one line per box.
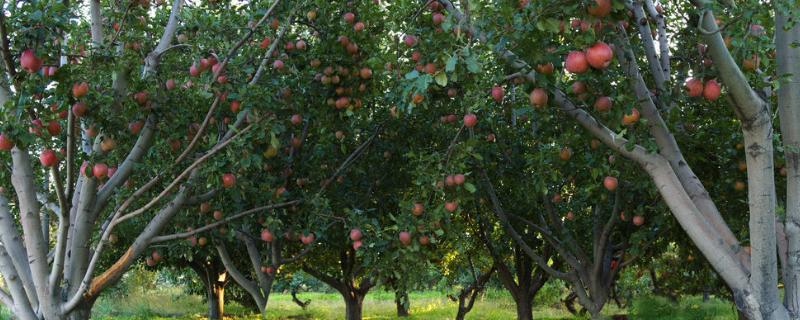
[684, 77, 721, 101]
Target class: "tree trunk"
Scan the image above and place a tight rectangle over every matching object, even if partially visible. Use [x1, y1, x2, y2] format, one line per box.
[207, 281, 225, 320]
[343, 291, 365, 320]
[514, 295, 533, 320]
[65, 300, 95, 320]
[395, 290, 409, 317]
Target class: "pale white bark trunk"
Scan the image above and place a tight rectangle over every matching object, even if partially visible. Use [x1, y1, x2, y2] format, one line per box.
[0, 195, 38, 310]
[776, 10, 800, 318]
[0, 245, 37, 320]
[216, 243, 266, 311]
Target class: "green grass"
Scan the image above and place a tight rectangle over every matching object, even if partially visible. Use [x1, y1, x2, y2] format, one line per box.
[0, 287, 738, 319]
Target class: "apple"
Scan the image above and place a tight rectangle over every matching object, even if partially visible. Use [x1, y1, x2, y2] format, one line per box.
[536, 62, 554, 74]
[412, 202, 424, 216]
[621, 108, 641, 125]
[128, 120, 144, 134]
[445, 175, 455, 186]
[222, 173, 236, 188]
[261, 229, 274, 242]
[565, 51, 589, 73]
[734, 180, 746, 191]
[198, 237, 207, 246]
[133, 91, 148, 106]
[93, 163, 108, 179]
[685, 78, 703, 97]
[432, 12, 444, 25]
[291, 114, 303, 125]
[72, 82, 89, 98]
[529, 88, 548, 108]
[354, 22, 365, 32]
[454, 174, 465, 185]
[632, 215, 645, 226]
[559, 147, 572, 160]
[39, 149, 58, 167]
[491, 86, 504, 103]
[0, 133, 14, 151]
[399, 231, 411, 246]
[424, 63, 436, 74]
[552, 193, 562, 203]
[307, 10, 317, 20]
[273, 59, 285, 70]
[403, 34, 417, 47]
[588, 0, 611, 17]
[445, 201, 458, 212]
[47, 120, 61, 136]
[350, 228, 363, 241]
[295, 39, 307, 50]
[359, 67, 372, 79]
[20, 49, 43, 73]
[566, 211, 575, 221]
[703, 79, 721, 101]
[151, 250, 162, 262]
[603, 176, 618, 191]
[343, 12, 356, 24]
[586, 42, 613, 69]
[353, 240, 363, 250]
[593, 96, 612, 112]
[749, 24, 765, 36]
[571, 81, 587, 95]
[259, 37, 271, 50]
[463, 113, 478, 128]
[301, 232, 315, 245]
[418, 235, 430, 245]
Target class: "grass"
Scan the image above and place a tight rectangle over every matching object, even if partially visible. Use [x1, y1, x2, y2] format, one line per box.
[0, 287, 739, 319]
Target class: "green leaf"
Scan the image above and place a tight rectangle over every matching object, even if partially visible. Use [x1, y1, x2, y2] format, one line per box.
[445, 55, 458, 72]
[464, 183, 477, 193]
[465, 56, 480, 73]
[434, 72, 448, 87]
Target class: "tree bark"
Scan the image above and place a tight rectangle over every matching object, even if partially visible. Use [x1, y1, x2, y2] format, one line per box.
[207, 281, 225, 320]
[395, 290, 409, 317]
[344, 291, 365, 320]
[514, 297, 533, 320]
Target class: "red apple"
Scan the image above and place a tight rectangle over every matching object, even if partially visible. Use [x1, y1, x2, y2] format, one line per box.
[229, 100, 241, 113]
[403, 34, 417, 47]
[129, 120, 144, 134]
[603, 176, 618, 191]
[703, 79, 721, 101]
[566, 211, 575, 221]
[133, 91, 148, 105]
[593, 96, 612, 112]
[622, 108, 640, 125]
[399, 231, 411, 246]
[261, 229, 274, 242]
[565, 51, 589, 74]
[412, 202, 424, 216]
[586, 42, 613, 69]
[47, 120, 61, 136]
[301, 232, 315, 245]
[559, 147, 572, 160]
[91, 163, 108, 179]
[445, 201, 458, 212]
[20, 49, 43, 73]
[350, 228, 363, 241]
[685, 78, 703, 97]
[72, 82, 89, 98]
[353, 240, 363, 250]
[632, 215, 645, 226]
[491, 86, 504, 103]
[71, 102, 87, 117]
[343, 12, 356, 24]
[291, 114, 302, 125]
[571, 81, 587, 95]
[529, 88, 548, 108]
[359, 67, 373, 79]
[419, 235, 430, 245]
[189, 64, 200, 76]
[273, 59, 285, 70]
[463, 113, 477, 128]
[221, 173, 236, 188]
[454, 174, 465, 185]
[432, 12, 444, 25]
[587, 0, 611, 17]
[0, 133, 13, 151]
[166, 79, 176, 90]
[353, 22, 365, 32]
[39, 149, 58, 167]
[536, 62, 555, 74]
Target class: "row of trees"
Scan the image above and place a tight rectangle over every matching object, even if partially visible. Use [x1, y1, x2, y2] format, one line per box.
[0, 0, 796, 319]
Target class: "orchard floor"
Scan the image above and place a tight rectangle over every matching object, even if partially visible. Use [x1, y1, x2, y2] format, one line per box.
[71, 288, 740, 320]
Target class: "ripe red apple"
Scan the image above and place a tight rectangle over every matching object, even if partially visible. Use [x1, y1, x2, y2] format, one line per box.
[93, 163, 108, 179]
[403, 34, 417, 47]
[445, 201, 458, 212]
[165, 79, 176, 90]
[72, 82, 89, 98]
[463, 113, 477, 128]
[593, 96, 612, 112]
[734, 180, 746, 191]
[40, 149, 58, 167]
[291, 114, 302, 125]
[273, 59, 285, 70]
[622, 108, 640, 125]
[350, 228, 363, 241]
[222, 173, 236, 188]
[586, 42, 613, 69]
[571, 81, 587, 95]
[418, 235, 430, 245]
[454, 174, 465, 185]
[353, 240, 363, 250]
[133, 91, 148, 106]
[632, 215, 645, 226]
[412, 202, 424, 216]
[559, 147, 572, 161]
[0, 133, 13, 151]
[343, 12, 356, 24]
[685, 78, 703, 97]
[198, 237, 207, 246]
[491, 86, 504, 103]
[128, 120, 144, 134]
[529, 88, 548, 108]
[200, 202, 211, 213]
[47, 120, 61, 136]
[566, 211, 575, 221]
[703, 79, 721, 101]
[565, 51, 589, 74]
[603, 176, 618, 191]
[536, 62, 554, 74]
[296, 39, 307, 50]
[359, 67, 373, 79]
[20, 49, 43, 73]
[353, 22, 365, 32]
[399, 231, 411, 246]
[261, 229, 274, 242]
[301, 233, 315, 245]
[587, 0, 611, 17]
[71, 102, 88, 117]
[432, 12, 444, 25]
[229, 100, 241, 113]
